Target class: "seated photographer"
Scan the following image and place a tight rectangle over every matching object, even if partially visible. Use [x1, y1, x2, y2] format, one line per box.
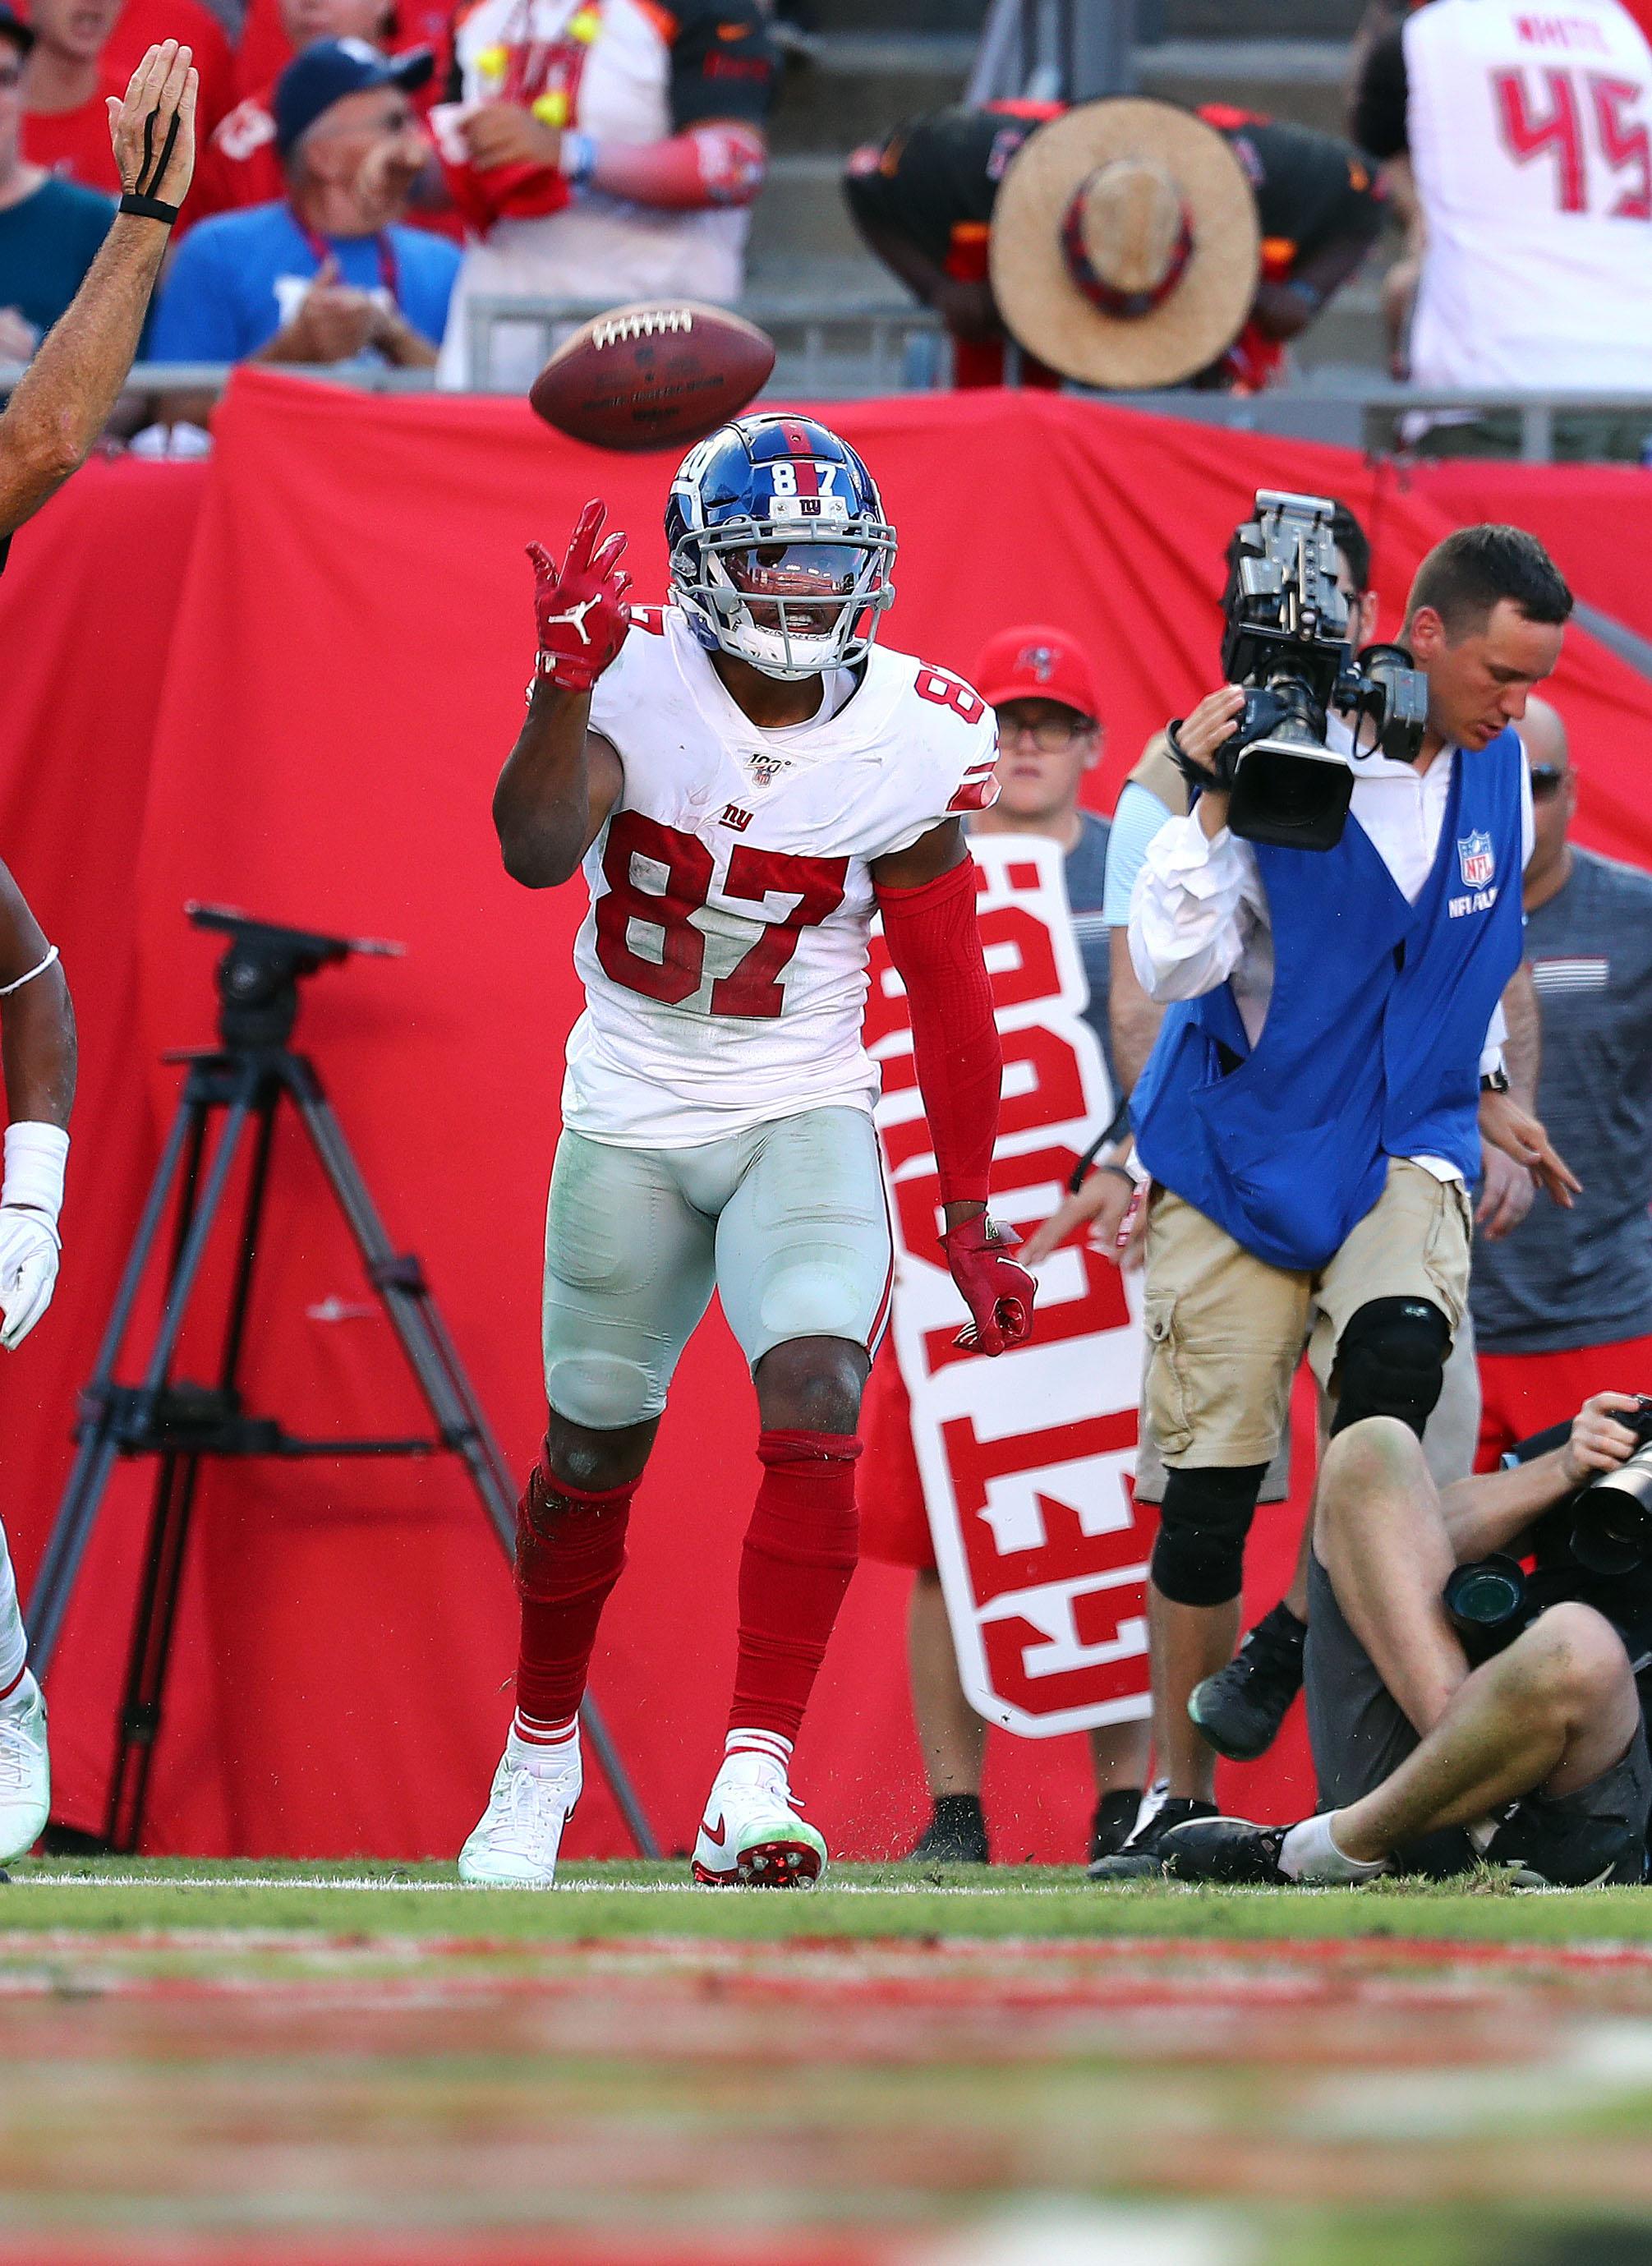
[1093, 518, 1580, 1881]
[1160, 1393, 1652, 1887]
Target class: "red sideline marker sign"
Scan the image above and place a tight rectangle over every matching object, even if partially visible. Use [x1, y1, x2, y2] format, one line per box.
[867, 836, 1153, 1739]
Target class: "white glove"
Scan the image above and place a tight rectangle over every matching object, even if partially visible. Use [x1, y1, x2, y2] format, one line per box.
[0, 1206, 58, 1348]
[0, 1122, 67, 1350]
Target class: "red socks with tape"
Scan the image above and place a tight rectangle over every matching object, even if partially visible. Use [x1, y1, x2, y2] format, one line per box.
[728, 1428, 862, 1743]
[513, 1441, 637, 1728]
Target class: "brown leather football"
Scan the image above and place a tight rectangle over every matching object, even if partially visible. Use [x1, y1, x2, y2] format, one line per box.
[528, 302, 776, 454]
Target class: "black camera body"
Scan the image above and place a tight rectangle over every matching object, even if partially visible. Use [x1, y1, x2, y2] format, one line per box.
[1206, 491, 1429, 853]
[1568, 1396, 1652, 1576]
[1444, 1397, 1652, 1660]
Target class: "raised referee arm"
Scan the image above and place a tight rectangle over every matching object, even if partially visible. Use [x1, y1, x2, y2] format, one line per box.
[0, 41, 196, 544]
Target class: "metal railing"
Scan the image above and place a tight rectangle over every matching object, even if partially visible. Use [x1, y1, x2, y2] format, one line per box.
[457, 294, 947, 398]
[7, 355, 1650, 465]
[1070, 382, 1652, 464]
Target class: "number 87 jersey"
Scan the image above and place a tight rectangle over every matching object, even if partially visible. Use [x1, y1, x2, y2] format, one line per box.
[562, 606, 1000, 1148]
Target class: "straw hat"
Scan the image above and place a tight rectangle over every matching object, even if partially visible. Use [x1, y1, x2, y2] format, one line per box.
[989, 99, 1262, 389]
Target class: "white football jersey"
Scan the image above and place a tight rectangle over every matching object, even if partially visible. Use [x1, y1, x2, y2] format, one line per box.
[562, 606, 1000, 1147]
[1406, 0, 1652, 387]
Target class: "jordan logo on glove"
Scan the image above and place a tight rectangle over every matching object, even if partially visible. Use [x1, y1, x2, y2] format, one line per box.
[528, 499, 633, 694]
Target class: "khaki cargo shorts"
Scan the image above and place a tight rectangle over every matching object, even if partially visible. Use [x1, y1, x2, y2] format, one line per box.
[1144, 1159, 1473, 1472]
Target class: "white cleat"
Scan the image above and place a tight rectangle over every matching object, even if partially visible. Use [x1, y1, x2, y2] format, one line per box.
[458, 1734, 581, 1887]
[0, 1674, 48, 1863]
[691, 1750, 827, 1888]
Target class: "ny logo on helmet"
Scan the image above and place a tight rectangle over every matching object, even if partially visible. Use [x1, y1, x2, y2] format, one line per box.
[1017, 644, 1058, 682]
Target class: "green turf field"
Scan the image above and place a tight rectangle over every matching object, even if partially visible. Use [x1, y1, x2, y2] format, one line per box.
[7, 1854, 1652, 1941]
[3, 1858, 1651, 2264]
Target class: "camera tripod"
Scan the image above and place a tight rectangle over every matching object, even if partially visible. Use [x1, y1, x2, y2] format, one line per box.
[25, 905, 658, 1859]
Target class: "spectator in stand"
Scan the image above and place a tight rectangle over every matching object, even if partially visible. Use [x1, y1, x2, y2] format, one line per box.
[232, 0, 446, 106]
[189, 0, 398, 221]
[430, 0, 778, 389]
[1471, 697, 1652, 1457]
[0, 7, 114, 362]
[1351, 0, 1652, 455]
[149, 39, 456, 389]
[860, 625, 1153, 1868]
[104, 0, 232, 132]
[22, 0, 230, 195]
[844, 98, 1387, 392]
[21, 0, 124, 191]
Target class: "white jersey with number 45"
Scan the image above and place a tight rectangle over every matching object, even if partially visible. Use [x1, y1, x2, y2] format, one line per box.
[562, 605, 999, 1148]
[1406, 0, 1652, 388]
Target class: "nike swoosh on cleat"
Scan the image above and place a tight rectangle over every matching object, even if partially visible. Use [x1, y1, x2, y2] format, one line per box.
[701, 1812, 729, 1848]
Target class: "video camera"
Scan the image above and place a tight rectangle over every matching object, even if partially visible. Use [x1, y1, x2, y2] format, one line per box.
[1196, 491, 1429, 853]
[1445, 1398, 1652, 1659]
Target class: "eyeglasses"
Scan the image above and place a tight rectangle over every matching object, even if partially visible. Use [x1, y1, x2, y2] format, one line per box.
[997, 714, 1093, 753]
[1530, 765, 1568, 799]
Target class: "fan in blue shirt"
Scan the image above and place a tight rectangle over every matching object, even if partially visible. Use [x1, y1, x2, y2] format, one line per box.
[150, 38, 456, 368]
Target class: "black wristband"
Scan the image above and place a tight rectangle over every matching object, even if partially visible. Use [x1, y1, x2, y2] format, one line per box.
[119, 191, 180, 223]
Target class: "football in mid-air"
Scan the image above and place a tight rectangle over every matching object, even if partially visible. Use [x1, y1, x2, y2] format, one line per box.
[528, 302, 776, 454]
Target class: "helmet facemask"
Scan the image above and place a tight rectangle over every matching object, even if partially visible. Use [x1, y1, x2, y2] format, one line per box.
[671, 516, 897, 680]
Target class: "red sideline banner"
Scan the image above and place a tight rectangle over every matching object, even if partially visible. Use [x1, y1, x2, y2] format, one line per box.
[867, 837, 1152, 1739]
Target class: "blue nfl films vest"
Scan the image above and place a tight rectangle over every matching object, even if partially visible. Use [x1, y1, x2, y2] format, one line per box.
[1130, 730, 1526, 1273]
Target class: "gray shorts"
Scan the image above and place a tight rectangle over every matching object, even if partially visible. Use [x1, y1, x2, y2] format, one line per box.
[1305, 1554, 1651, 1883]
[541, 1105, 893, 1430]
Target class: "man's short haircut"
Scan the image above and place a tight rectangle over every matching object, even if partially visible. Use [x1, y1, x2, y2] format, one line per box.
[1330, 500, 1370, 597]
[1407, 523, 1574, 638]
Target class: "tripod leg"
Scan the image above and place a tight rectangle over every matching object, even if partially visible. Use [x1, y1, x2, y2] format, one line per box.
[25, 1083, 216, 1678]
[104, 1451, 202, 1854]
[285, 1071, 663, 1862]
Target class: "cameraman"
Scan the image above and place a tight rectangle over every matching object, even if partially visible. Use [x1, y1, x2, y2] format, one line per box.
[1158, 1395, 1652, 1887]
[1102, 523, 1579, 1878]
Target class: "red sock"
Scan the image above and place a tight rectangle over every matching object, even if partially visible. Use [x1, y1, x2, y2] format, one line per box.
[729, 1428, 861, 1743]
[513, 1441, 637, 1726]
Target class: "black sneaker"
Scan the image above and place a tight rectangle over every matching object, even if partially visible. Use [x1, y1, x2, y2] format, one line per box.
[1087, 1788, 1144, 1864]
[908, 1794, 990, 1866]
[1188, 1602, 1307, 1762]
[1087, 1794, 1218, 1881]
[1161, 1816, 1295, 1885]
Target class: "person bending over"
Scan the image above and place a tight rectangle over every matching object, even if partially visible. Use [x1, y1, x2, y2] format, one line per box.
[1161, 1393, 1651, 1887]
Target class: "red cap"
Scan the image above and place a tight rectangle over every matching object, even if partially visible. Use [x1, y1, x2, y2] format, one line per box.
[971, 624, 1101, 721]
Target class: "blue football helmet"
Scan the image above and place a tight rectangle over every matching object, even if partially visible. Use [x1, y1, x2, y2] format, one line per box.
[665, 414, 897, 679]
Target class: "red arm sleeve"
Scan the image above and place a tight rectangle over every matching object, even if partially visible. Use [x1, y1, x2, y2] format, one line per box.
[875, 856, 1001, 1208]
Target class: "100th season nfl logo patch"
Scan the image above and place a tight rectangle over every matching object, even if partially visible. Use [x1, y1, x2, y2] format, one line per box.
[1457, 831, 1496, 888]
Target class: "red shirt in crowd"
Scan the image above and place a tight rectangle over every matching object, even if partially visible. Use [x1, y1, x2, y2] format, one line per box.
[21, 0, 232, 191]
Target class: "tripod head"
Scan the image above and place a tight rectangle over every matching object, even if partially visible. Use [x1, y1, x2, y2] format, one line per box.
[187, 902, 403, 1050]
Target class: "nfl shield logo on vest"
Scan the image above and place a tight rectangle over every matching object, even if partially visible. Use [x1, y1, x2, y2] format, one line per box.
[1457, 831, 1496, 888]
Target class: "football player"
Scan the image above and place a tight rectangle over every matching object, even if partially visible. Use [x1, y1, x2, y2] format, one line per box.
[0, 859, 76, 1860]
[461, 413, 1035, 1889]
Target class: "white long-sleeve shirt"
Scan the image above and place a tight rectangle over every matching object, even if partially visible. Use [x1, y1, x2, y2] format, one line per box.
[1127, 733, 1535, 1181]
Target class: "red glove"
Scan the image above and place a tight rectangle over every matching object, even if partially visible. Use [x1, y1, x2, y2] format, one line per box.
[527, 500, 632, 693]
[939, 1214, 1036, 1358]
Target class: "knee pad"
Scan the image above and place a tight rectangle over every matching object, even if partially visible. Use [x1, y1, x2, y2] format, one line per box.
[1149, 1462, 1268, 1607]
[545, 1350, 662, 1431]
[1330, 1297, 1452, 1440]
